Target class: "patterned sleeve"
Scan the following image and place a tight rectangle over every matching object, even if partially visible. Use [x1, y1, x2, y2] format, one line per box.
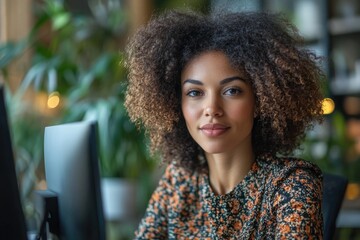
[134, 164, 173, 239]
[274, 167, 323, 240]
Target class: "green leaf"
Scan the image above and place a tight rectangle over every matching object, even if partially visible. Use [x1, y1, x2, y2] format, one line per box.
[91, 54, 111, 77]
[0, 40, 28, 69]
[47, 68, 57, 93]
[52, 12, 71, 30]
[19, 63, 47, 94]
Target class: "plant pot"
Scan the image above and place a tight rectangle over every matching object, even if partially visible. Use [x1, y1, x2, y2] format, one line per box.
[101, 178, 137, 221]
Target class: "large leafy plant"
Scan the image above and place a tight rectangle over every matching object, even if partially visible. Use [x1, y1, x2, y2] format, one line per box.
[0, 0, 155, 180]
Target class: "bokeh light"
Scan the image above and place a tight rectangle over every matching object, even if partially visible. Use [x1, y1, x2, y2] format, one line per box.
[322, 98, 335, 115]
[47, 92, 60, 109]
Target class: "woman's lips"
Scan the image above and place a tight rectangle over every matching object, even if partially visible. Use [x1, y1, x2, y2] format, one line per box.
[199, 123, 230, 137]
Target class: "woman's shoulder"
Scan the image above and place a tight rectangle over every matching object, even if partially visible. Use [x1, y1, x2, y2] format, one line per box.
[259, 155, 322, 176]
[161, 162, 202, 187]
[257, 155, 323, 189]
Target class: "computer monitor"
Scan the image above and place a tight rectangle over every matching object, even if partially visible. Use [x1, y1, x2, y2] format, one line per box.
[0, 84, 28, 240]
[44, 121, 106, 240]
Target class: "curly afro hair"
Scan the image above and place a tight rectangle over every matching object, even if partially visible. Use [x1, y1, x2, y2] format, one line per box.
[124, 10, 324, 171]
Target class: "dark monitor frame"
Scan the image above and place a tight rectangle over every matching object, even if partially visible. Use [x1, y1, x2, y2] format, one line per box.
[0, 84, 28, 240]
[44, 121, 106, 240]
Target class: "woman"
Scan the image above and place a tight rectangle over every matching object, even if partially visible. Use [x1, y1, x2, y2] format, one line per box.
[125, 10, 324, 239]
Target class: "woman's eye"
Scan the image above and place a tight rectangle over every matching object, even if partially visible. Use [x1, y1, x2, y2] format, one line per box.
[186, 90, 203, 97]
[224, 88, 242, 96]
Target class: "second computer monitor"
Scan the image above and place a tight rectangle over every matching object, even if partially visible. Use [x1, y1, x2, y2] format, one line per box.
[44, 121, 105, 240]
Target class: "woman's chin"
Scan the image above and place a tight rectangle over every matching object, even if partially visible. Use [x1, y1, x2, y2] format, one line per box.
[200, 145, 227, 155]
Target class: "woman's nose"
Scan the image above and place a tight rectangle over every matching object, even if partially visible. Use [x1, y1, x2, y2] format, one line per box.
[204, 98, 223, 117]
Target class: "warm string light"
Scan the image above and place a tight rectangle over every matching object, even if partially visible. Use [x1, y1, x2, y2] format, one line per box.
[346, 183, 360, 201]
[47, 92, 60, 109]
[321, 98, 335, 115]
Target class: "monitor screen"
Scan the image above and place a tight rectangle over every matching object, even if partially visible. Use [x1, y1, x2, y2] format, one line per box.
[0, 85, 28, 240]
[44, 121, 106, 240]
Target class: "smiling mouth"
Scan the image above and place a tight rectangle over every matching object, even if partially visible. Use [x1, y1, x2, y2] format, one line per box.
[199, 124, 230, 137]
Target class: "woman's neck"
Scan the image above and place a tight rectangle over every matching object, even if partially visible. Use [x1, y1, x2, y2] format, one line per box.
[206, 149, 255, 195]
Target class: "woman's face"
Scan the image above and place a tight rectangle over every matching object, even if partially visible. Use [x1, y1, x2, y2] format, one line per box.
[181, 51, 255, 154]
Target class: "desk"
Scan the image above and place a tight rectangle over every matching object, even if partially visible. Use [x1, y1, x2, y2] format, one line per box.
[337, 210, 360, 228]
[337, 197, 360, 228]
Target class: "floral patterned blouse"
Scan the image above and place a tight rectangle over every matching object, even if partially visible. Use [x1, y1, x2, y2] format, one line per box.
[135, 155, 323, 239]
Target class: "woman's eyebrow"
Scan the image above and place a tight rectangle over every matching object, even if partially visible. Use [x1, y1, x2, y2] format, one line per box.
[219, 76, 246, 85]
[182, 79, 203, 85]
[182, 76, 246, 86]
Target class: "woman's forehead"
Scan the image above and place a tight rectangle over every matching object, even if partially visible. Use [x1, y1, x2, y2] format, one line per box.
[181, 50, 250, 83]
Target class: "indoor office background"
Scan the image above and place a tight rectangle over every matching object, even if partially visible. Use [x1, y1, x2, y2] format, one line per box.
[1, 0, 360, 239]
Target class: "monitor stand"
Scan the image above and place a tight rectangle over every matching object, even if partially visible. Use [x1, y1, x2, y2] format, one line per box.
[35, 190, 60, 240]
